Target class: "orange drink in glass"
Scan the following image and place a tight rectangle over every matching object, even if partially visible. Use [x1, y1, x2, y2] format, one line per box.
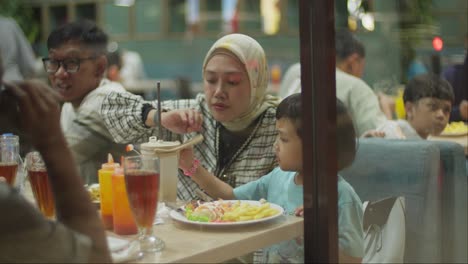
[98, 154, 120, 230]
[112, 167, 137, 235]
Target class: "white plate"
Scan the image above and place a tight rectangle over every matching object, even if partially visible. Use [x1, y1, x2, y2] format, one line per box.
[440, 131, 468, 137]
[169, 200, 284, 226]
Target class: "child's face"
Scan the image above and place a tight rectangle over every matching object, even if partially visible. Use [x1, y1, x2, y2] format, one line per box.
[274, 118, 302, 172]
[405, 97, 452, 138]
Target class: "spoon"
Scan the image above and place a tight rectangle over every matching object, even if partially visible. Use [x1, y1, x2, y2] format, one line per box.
[153, 134, 204, 153]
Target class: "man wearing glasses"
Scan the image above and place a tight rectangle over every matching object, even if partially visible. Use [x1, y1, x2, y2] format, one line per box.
[43, 20, 127, 184]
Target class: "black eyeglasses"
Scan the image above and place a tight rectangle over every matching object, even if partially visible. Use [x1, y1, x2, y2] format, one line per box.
[42, 57, 96, 74]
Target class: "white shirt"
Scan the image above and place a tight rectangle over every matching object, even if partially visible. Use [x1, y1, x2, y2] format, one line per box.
[336, 69, 387, 136]
[60, 79, 127, 184]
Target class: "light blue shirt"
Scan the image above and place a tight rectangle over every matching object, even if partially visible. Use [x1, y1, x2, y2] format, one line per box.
[233, 168, 364, 262]
[234, 167, 303, 263]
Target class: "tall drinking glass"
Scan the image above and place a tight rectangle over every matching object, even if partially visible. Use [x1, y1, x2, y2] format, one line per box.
[26, 151, 55, 219]
[123, 155, 164, 253]
[0, 134, 19, 186]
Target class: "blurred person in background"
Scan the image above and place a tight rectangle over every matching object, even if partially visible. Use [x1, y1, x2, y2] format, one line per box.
[442, 33, 468, 122]
[106, 49, 122, 83]
[0, 15, 36, 82]
[120, 49, 147, 86]
[375, 74, 454, 140]
[0, 53, 110, 263]
[279, 30, 389, 136]
[335, 29, 388, 135]
[43, 20, 127, 184]
[278, 62, 300, 99]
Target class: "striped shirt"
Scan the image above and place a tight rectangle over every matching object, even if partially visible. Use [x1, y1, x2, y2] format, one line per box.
[101, 92, 279, 200]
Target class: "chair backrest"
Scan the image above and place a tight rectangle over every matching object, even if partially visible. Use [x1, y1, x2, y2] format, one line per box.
[341, 138, 441, 262]
[430, 141, 467, 263]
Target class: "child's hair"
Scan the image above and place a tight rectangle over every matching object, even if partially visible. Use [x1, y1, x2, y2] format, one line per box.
[276, 93, 302, 138]
[337, 99, 357, 170]
[47, 20, 108, 55]
[403, 73, 454, 103]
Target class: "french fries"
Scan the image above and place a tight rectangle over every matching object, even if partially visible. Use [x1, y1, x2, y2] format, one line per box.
[443, 122, 468, 134]
[221, 202, 280, 222]
[86, 184, 100, 202]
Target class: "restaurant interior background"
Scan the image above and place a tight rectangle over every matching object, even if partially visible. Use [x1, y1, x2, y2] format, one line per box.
[1, 0, 467, 262]
[2, 0, 467, 100]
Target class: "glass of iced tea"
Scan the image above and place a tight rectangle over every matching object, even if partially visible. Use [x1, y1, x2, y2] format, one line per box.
[123, 155, 164, 253]
[0, 134, 19, 186]
[26, 151, 55, 219]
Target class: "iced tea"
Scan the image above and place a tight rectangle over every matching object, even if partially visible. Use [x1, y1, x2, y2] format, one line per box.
[28, 169, 55, 218]
[0, 162, 18, 186]
[125, 170, 159, 229]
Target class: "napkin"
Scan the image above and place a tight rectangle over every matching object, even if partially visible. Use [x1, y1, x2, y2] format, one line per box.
[154, 202, 171, 225]
[107, 236, 141, 263]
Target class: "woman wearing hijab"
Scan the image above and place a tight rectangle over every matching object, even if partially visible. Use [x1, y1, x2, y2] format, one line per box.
[101, 34, 279, 200]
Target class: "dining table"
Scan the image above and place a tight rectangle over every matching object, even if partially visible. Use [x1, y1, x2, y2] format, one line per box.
[108, 209, 304, 263]
[20, 174, 304, 263]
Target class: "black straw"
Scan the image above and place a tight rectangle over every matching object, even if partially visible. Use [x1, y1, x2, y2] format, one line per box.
[157, 81, 162, 140]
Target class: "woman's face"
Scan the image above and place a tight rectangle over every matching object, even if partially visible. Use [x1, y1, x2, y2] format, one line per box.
[204, 54, 251, 122]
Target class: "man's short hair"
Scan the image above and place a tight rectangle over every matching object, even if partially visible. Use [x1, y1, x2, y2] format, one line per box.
[106, 50, 122, 69]
[403, 73, 455, 103]
[276, 93, 302, 138]
[47, 20, 108, 55]
[335, 29, 365, 62]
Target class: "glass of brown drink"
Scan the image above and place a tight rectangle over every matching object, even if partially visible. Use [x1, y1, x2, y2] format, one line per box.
[123, 155, 164, 253]
[26, 151, 55, 219]
[0, 134, 19, 186]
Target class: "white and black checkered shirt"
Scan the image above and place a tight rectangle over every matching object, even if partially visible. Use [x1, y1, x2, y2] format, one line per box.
[101, 92, 279, 200]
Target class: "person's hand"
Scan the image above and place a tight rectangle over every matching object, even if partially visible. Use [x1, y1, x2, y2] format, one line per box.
[179, 147, 195, 171]
[459, 100, 468, 120]
[160, 108, 203, 134]
[361, 130, 385, 138]
[294, 205, 304, 217]
[5, 80, 63, 151]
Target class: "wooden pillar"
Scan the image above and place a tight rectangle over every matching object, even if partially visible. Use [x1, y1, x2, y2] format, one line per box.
[299, 0, 338, 262]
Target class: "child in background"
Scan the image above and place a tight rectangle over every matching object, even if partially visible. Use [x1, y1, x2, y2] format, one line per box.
[179, 93, 364, 263]
[375, 73, 454, 139]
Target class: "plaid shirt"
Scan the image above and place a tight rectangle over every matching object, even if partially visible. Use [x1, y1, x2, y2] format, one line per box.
[101, 92, 279, 200]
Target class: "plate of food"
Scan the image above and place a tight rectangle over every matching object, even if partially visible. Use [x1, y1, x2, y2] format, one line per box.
[170, 199, 284, 226]
[440, 122, 468, 136]
[86, 183, 100, 209]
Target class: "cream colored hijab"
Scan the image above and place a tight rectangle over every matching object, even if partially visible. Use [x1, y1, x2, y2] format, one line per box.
[202, 33, 279, 132]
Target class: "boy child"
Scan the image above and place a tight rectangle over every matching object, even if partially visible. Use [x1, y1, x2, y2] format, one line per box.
[179, 93, 364, 263]
[375, 73, 454, 139]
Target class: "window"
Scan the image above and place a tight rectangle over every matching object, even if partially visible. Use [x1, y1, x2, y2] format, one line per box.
[103, 3, 129, 36]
